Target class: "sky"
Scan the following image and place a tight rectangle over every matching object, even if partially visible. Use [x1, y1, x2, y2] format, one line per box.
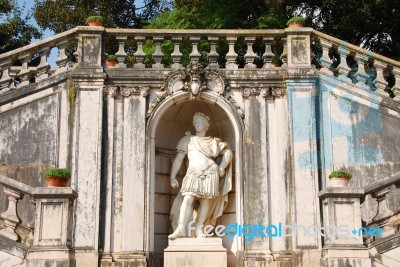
[17, 0, 57, 66]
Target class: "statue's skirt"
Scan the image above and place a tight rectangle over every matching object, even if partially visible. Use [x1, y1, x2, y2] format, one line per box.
[180, 164, 219, 199]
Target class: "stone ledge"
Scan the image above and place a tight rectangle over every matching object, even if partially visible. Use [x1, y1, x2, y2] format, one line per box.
[318, 187, 364, 199]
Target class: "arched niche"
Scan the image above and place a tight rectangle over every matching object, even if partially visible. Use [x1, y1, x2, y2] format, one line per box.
[146, 91, 244, 267]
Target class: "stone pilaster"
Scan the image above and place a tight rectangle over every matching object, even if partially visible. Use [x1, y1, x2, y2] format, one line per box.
[70, 26, 106, 266]
[242, 87, 273, 265]
[286, 78, 322, 265]
[285, 27, 312, 69]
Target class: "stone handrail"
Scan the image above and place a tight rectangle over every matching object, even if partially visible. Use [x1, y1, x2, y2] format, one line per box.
[312, 30, 400, 100]
[0, 174, 77, 250]
[0, 27, 82, 95]
[360, 172, 400, 242]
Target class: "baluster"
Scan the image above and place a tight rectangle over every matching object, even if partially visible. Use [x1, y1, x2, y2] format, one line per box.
[134, 36, 146, 68]
[372, 187, 393, 222]
[115, 35, 128, 68]
[373, 60, 388, 96]
[171, 36, 183, 69]
[189, 36, 201, 64]
[262, 38, 274, 68]
[354, 52, 370, 89]
[0, 59, 13, 91]
[0, 187, 23, 241]
[392, 67, 400, 100]
[226, 36, 238, 69]
[280, 38, 288, 67]
[36, 47, 51, 81]
[244, 37, 256, 69]
[337, 43, 352, 83]
[152, 36, 164, 68]
[56, 39, 68, 73]
[208, 37, 219, 69]
[319, 39, 334, 75]
[17, 53, 32, 86]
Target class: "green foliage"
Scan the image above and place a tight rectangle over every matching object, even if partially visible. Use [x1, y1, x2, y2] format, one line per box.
[286, 0, 400, 59]
[329, 170, 352, 179]
[44, 168, 71, 178]
[286, 16, 305, 26]
[0, 1, 41, 53]
[68, 78, 77, 114]
[272, 54, 282, 64]
[33, 0, 157, 33]
[257, 8, 286, 29]
[86, 15, 104, 24]
[107, 55, 118, 61]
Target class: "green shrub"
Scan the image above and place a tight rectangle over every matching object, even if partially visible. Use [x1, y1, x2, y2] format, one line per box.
[44, 168, 71, 178]
[107, 55, 118, 61]
[286, 16, 305, 26]
[329, 170, 352, 179]
[86, 16, 104, 24]
[272, 54, 282, 64]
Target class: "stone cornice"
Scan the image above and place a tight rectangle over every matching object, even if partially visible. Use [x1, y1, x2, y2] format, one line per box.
[240, 86, 286, 99]
[103, 85, 149, 98]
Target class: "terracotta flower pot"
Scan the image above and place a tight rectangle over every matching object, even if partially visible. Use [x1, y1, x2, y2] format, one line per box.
[45, 176, 70, 187]
[106, 60, 118, 68]
[88, 21, 103, 27]
[288, 22, 304, 28]
[329, 177, 350, 187]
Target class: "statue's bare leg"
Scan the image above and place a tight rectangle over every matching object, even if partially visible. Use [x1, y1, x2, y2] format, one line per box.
[168, 195, 194, 239]
[195, 198, 211, 238]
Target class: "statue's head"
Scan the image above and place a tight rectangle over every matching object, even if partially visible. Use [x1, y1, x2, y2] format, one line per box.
[192, 112, 210, 132]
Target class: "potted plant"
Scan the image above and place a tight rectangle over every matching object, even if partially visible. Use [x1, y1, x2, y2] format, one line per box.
[286, 16, 305, 28]
[86, 15, 104, 27]
[271, 54, 282, 67]
[44, 168, 71, 187]
[329, 170, 352, 187]
[106, 55, 118, 67]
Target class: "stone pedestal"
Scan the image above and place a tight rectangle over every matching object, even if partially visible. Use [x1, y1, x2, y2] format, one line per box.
[318, 187, 371, 267]
[26, 187, 77, 267]
[164, 238, 227, 267]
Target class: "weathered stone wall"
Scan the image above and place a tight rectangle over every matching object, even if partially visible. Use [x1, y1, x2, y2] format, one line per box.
[319, 78, 400, 186]
[0, 92, 63, 231]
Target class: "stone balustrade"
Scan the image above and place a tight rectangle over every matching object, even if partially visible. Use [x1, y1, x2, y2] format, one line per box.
[312, 30, 400, 100]
[103, 28, 287, 69]
[1, 26, 400, 101]
[360, 172, 400, 242]
[0, 27, 80, 95]
[0, 175, 77, 266]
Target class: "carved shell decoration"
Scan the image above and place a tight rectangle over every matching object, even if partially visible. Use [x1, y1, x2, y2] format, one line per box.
[162, 63, 226, 99]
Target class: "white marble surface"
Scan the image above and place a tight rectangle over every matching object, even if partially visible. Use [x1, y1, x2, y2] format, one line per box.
[164, 237, 227, 267]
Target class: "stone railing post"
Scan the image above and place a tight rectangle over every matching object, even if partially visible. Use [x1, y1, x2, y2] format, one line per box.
[318, 187, 371, 267]
[285, 27, 312, 69]
[0, 187, 23, 241]
[26, 187, 77, 267]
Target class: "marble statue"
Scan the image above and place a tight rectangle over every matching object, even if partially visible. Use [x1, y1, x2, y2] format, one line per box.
[169, 112, 233, 239]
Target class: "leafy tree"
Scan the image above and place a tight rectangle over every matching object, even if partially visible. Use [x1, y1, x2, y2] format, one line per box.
[286, 0, 400, 59]
[0, 0, 41, 53]
[33, 0, 171, 33]
[148, 0, 400, 59]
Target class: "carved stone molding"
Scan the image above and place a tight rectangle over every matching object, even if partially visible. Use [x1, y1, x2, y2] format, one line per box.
[146, 93, 168, 118]
[241, 86, 286, 99]
[103, 85, 149, 98]
[162, 62, 226, 99]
